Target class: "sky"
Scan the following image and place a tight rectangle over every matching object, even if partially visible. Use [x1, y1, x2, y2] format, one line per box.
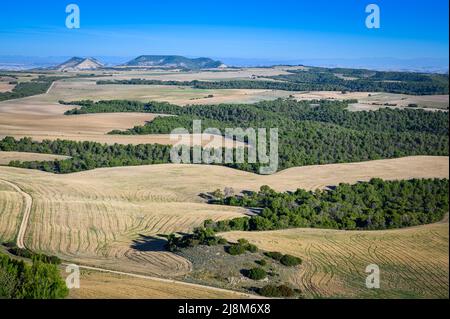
[0, 0, 448, 62]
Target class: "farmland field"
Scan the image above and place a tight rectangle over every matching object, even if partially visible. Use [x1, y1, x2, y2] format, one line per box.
[69, 269, 253, 299]
[0, 156, 448, 286]
[0, 151, 70, 165]
[222, 217, 449, 299]
[0, 67, 449, 300]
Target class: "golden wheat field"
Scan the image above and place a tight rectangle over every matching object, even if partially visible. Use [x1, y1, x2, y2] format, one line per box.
[0, 156, 448, 284]
[68, 269, 252, 299]
[0, 151, 70, 165]
[0, 180, 24, 242]
[222, 217, 449, 299]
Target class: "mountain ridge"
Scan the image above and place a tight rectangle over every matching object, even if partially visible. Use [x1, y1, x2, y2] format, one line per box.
[123, 55, 226, 69]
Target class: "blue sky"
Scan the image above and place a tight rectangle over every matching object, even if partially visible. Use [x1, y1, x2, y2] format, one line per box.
[0, 0, 448, 60]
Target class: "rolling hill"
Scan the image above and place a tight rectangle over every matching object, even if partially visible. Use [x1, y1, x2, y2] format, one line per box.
[54, 57, 104, 71]
[123, 55, 225, 69]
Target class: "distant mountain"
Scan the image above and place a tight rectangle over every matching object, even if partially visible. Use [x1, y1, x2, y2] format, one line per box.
[54, 57, 104, 71]
[124, 55, 226, 69]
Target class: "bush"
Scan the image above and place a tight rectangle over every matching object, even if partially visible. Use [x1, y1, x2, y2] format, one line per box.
[259, 284, 295, 297]
[280, 254, 302, 267]
[264, 251, 283, 261]
[255, 259, 267, 266]
[246, 267, 267, 280]
[227, 244, 247, 256]
[165, 228, 227, 251]
[226, 239, 259, 255]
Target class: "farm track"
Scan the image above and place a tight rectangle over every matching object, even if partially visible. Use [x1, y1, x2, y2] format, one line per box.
[0, 156, 448, 298]
[0, 179, 32, 248]
[2, 177, 259, 298]
[66, 264, 261, 299]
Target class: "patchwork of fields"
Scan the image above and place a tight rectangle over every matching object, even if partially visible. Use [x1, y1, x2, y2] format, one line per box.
[223, 218, 449, 298]
[0, 67, 449, 299]
[0, 156, 448, 297]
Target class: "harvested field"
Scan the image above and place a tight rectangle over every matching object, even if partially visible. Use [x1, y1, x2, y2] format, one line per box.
[0, 180, 24, 242]
[68, 269, 251, 299]
[48, 79, 292, 105]
[0, 156, 447, 280]
[0, 151, 70, 165]
[0, 82, 14, 93]
[222, 218, 449, 298]
[292, 91, 449, 110]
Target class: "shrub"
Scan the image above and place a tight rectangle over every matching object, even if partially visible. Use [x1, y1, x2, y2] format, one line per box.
[255, 259, 267, 266]
[246, 267, 267, 280]
[280, 254, 302, 267]
[226, 239, 259, 255]
[259, 284, 295, 297]
[227, 244, 247, 256]
[264, 251, 283, 261]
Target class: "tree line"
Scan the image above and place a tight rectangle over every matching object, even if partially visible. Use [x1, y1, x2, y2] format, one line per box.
[95, 66, 449, 95]
[0, 137, 172, 173]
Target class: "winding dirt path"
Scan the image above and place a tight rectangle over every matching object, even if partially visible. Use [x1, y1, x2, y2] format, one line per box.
[2, 178, 258, 298]
[67, 264, 260, 299]
[0, 179, 32, 249]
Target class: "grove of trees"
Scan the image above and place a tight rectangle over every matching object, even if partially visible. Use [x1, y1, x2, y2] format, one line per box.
[208, 178, 449, 231]
[0, 253, 68, 299]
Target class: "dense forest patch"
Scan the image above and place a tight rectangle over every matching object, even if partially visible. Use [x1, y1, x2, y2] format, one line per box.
[207, 178, 449, 231]
[59, 98, 449, 173]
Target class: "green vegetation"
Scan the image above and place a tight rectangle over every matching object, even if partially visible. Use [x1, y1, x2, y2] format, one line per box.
[255, 259, 267, 266]
[245, 267, 267, 280]
[2, 243, 61, 265]
[226, 239, 258, 255]
[263, 251, 284, 261]
[0, 74, 97, 101]
[280, 254, 302, 267]
[0, 252, 68, 299]
[165, 227, 227, 252]
[263, 251, 301, 266]
[0, 76, 53, 101]
[96, 66, 449, 95]
[62, 99, 181, 115]
[268, 67, 449, 95]
[61, 98, 449, 174]
[0, 137, 172, 173]
[258, 284, 296, 297]
[208, 178, 449, 231]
